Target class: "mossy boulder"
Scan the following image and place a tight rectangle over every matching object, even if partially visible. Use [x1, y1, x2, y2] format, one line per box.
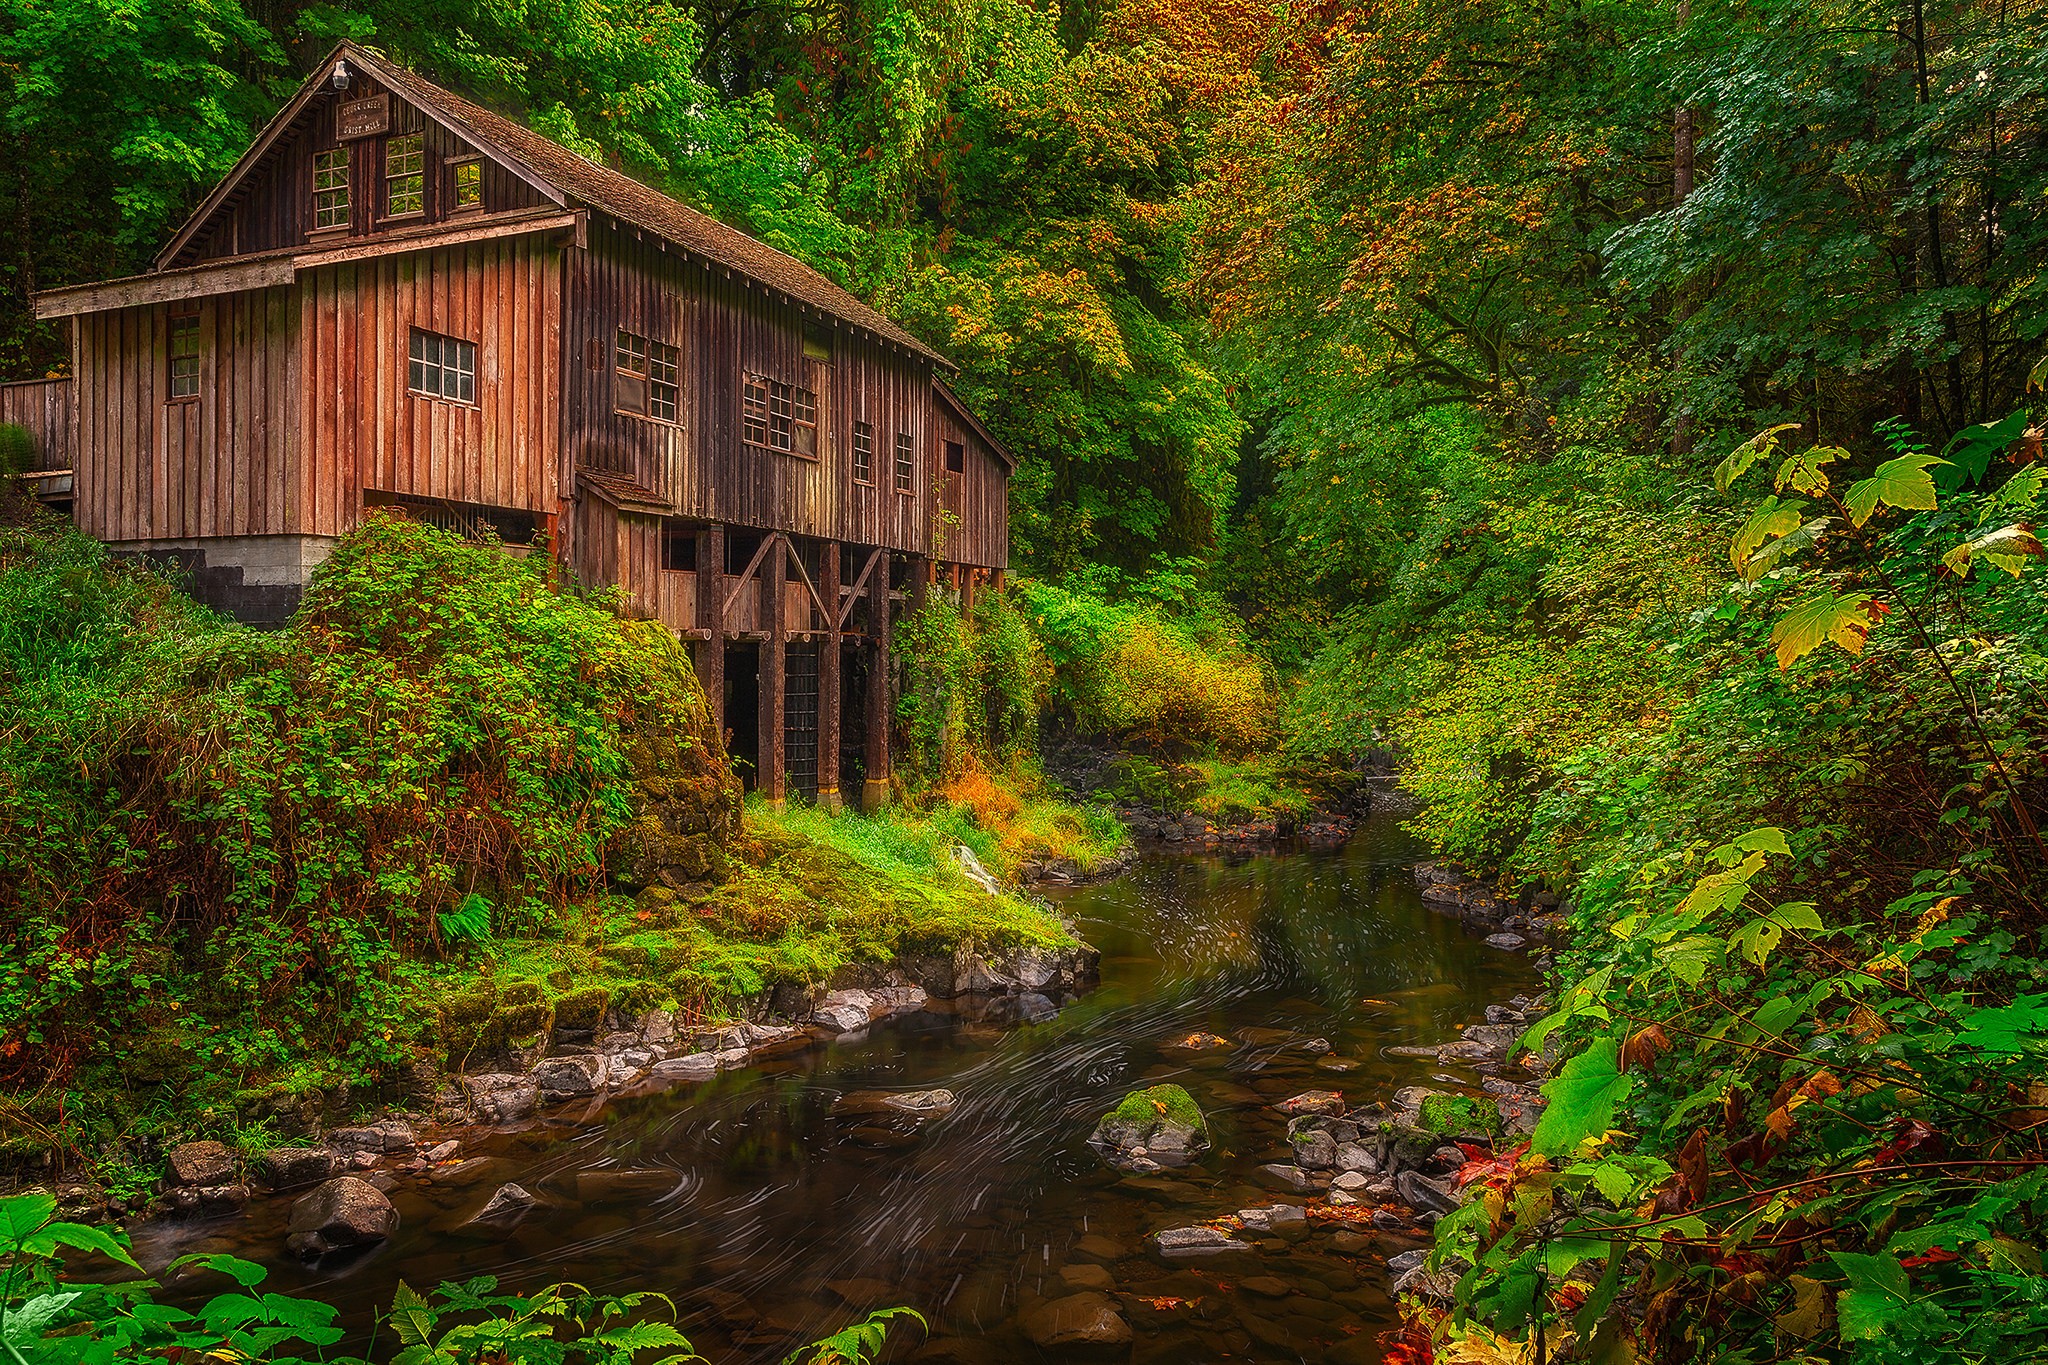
[550, 985, 611, 1034]
[1088, 1084, 1209, 1172]
[607, 625, 742, 889]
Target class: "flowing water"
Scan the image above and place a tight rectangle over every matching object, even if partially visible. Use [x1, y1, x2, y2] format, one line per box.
[148, 813, 1537, 1364]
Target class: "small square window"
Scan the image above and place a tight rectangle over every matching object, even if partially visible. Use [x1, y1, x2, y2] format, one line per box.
[386, 133, 425, 216]
[409, 328, 476, 403]
[852, 421, 873, 485]
[945, 439, 965, 473]
[169, 313, 200, 400]
[313, 148, 350, 230]
[451, 158, 482, 209]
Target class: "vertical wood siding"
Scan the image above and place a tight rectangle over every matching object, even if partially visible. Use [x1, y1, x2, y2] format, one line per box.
[931, 401, 1011, 569]
[72, 288, 300, 542]
[0, 378, 75, 469]
[174, 76, 552, 268]
[315, 234, 562, 530]
[563, 220, 948, 557]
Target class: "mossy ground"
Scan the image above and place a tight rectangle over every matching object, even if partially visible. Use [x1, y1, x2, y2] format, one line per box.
[1107, 1083, 1206, 1132]
[1093, 751, 1355, 826]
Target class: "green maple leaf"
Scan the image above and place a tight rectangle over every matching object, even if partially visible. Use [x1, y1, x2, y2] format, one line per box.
[1532, 1037, 1634, 1157]
[1771, 592, 1874, 669]
[1844, 453, 1947, 527]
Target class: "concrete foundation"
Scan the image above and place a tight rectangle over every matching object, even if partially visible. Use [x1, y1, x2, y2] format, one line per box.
[110, 535, 340, 627]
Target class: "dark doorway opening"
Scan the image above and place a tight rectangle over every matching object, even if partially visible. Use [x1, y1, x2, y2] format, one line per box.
[840, 643, 869, 796]
[724, 643, 760, 790]
[786, 642, 820, 800]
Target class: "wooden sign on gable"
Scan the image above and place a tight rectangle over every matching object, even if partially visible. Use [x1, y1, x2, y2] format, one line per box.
[336, 94, 389, 141]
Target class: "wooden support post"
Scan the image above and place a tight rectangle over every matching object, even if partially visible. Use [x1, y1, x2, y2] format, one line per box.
[992, 569, 1005, 594]
[962, 566, 977, 619]
[818, 541, 842, 812]
[862, 553, 892, 812]
[697, 522, 725, 744]
[760, 534, 787, 806]
[911, 553, 930, 616]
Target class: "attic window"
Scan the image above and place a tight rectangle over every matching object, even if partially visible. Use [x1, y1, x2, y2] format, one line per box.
[450, 157, 482, 210]
[312, 148, 350, 230]
[945, 439, 965, 473]
[386, 133, 425, 216]
[803, 325, 832, 362]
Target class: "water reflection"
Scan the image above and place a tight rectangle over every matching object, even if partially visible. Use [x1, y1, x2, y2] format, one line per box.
[160, 814, 1535, 1363]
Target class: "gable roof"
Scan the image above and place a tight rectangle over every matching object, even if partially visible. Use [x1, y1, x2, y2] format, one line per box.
[934, 380, 1018, 470]
[156, 42, 948, 369]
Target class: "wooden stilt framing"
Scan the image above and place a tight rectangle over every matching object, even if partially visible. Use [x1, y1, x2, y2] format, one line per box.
[862, 552, 892, 812]
[697, 521, 725, 742]
[962, 566, 977, 619]
[818, 540, 841, 811]
[911, 553, 930, 616]
[760, 533, 787, 806]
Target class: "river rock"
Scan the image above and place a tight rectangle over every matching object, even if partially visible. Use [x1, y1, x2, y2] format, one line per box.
[1274, 1090, 1345, 1117]
[1484, 933, 1528, 951]
[1059, 1262, 1116, 1292]
[1396, 1169, 1462, 1216]
[532, 1054, 605, 1100]
[1236, 1204, 1308, 1233]
[1069, 1234, 1126, 1262]
[1163, 1031, 1232, 1052]
[461, 1072, 540, 1122]
[164, 1141, 234, 1188]
[1293, 1129, 1337, 1170]
[255, 1147, 338, 1191]
[1150, 1225, 1253, 1258]
[286, 1177, 397, 1257]
[833, 1089, 957, 1118]
[812, 990, 875, 1034]
[1333, 1141, 1375, 1173]
[1239, 1276, 1293, 1298]
[1253, 1163, 1316, 1193]
[468, 1182, 536, 1227]
[1018, 1291, 1132, 1347]
[638, 1009, 678, 1045]
[650, 1051, 722, 1081]
[328, 1119, 416, 1156]
[1088, 1084, 1209, 1172]
[1331, 1170, 1370, 1192]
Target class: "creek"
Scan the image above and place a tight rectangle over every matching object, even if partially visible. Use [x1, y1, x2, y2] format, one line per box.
[151, 811, 1537, 1364]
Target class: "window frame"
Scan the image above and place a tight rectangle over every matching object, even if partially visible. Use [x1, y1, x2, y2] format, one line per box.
[168, 311, 201, 402]
[385, 132, 426, 219]
[448, 156, 483, 212]
[944, 439, 965, 474]
[893, 432, 915, 495]
[740, 373, 819, 457]
[851, 420, 874, 486]
[407, 328, 477, 406]
[615, 327, 680, 424]
[311, 147, 351, 233]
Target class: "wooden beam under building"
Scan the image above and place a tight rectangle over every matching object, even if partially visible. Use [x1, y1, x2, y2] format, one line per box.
[818, 541, 842, 811]
[760, 534, 787, 806]
[697, 521, 725, 742]
[863, 553, 893, 812]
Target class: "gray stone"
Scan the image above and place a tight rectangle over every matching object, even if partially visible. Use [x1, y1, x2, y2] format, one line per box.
[1294, 1130, 1337, 1170]
[164, 1141, 234, 1188]
[638, 1009, 677, 1045]
[254, 1147, 337, 1191]
[1396, 1169, 1462, 1216]
[650, 1052, 722, 1081]
[1253, 1163, 1316, 1193]
[285, 1177, 397, 1258]
[811, 1002, 872, 1034]
[460, 1073, 539, 1123]
[423, 1140, 460, 1163]
[1333, 1142, 1375, 1173]
[1236, 1204, 1308, 1233]
[1484, 933, 1528, 951]
[532, 1054, 604, 1100]
[328, 1120, 416, 1156]
[1331, 1170, 1370, 1191]
[1273, 1090, 1345, 1117]
[468, 1182, 536, 1227]
[1150, 1225, 1253, 1258]
[1017, 1291, 1132, 1347]
[882, 1089, 957, 1116]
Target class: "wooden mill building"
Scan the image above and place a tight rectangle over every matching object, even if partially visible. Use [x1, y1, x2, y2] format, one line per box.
[17, 42, 1014, 810]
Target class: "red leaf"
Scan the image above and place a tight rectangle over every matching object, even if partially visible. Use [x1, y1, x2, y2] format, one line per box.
[1901, 1247, 1960, 1270]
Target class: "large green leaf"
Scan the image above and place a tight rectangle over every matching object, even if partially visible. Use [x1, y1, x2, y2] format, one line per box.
[1954, 994, 2048, 1056]
[387, 1280, 435, 1347]
[1716, 423, 1801, 493]
[1532, 1037, 1635, 1157]
[0, 1193, 56, 1246]
[1830, 1252, 1913, 1341]
[1941, 523, 2043, 579]
[1729, 497, 1804, 577]
[1938, 409, 2030, 490]
[1775, 444, 1844, 496]
[1770, 592, 1874, 669]
[18, 1221, 139, 1271]
[1844, 453, 1947, 527]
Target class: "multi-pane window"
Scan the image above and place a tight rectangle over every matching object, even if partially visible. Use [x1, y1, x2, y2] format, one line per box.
[615, 329, 679, 422]
[386, 133, 425, 216]
[451, 158, 482, 210]
[740, 374, 818, 455]
[894, 432, 914, 493]
[408, 328, 476, 403]
[169, 313, 200, 399]
[313, 148, 350, 230]
[852, 421, 874, 484]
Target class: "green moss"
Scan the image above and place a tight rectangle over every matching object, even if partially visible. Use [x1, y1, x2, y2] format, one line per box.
[550, 985, 611, 1032]
[1418, 1092, 1497, 1138]
[1108, 1083, 1204, 1131]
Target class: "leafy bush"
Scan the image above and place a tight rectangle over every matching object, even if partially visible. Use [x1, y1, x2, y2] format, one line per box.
[0, 515, 718, 1135]
[1017, 576, 1275, 756]
[894, 587, 1046, 789]
[0, 1190, 916, 1364]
